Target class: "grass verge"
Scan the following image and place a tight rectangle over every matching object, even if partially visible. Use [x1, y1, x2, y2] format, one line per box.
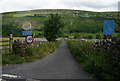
[2, 40, 62, 66]
[67, 40, 119, 80]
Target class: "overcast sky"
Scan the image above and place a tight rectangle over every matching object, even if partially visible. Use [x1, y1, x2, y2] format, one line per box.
[0, 0, 120, 13]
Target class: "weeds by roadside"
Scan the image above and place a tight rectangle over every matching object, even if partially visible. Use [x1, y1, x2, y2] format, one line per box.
[2, 40, 61, 66]
[67, 40, 120, 80]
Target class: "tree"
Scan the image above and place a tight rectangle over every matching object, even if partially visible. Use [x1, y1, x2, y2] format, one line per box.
[2, 22, 23, 37]
[43, 14, 64, 41]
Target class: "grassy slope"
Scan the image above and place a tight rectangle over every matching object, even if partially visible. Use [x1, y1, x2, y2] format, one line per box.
[2, 9, 118, 30]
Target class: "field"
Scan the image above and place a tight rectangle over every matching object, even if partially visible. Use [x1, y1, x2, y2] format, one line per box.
[2, 9, 119, 38]
[1, 9, 120, 80]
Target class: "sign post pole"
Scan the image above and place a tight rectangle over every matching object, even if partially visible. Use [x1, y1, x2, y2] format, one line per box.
[22, 21, 34, 44]
[9, 31, 13, 54]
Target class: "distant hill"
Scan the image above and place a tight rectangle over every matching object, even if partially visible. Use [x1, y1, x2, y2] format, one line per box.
[2, 9, 119, 37]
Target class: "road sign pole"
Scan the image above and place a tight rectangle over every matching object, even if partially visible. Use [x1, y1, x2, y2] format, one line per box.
[9, 33, 13, 54]
[103, 35, 107, 39]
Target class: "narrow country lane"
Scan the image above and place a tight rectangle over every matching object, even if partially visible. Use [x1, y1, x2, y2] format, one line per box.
[2, 41, 93, 79]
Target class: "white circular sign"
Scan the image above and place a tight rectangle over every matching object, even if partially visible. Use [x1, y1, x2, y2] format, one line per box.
[25, 35, 34, 44]
[22, 22, 32, 30]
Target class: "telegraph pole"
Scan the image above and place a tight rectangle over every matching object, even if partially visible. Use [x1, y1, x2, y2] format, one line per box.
[118, 1, 120, 35]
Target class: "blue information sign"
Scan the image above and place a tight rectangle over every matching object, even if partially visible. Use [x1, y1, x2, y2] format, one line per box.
[104, 20, 114, 35]
[22, 31, 32, 36]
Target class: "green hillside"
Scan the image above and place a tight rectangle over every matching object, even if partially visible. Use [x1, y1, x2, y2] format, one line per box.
[2, 9, 119, 37]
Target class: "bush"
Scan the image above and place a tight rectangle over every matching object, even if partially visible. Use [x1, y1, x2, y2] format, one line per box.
[86, 35, 93, 39]
[67, 40, 120, 80]
[2, 55, 23, 65]
[3, 40, 62, 65]
[2, 22, 23, 37]
[96, 34, 101, 39]
[67, 40, 93, 62]
[43, 14, 64, 41]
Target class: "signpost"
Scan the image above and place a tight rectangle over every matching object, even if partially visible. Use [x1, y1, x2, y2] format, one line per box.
[22, 31, 32, 36]
[22, 22, 32, 31]
[22, 21, 34, 44]
[9, 31, 13, 54]
[104, 20, 114, 35]
[25, 35, 34, 44]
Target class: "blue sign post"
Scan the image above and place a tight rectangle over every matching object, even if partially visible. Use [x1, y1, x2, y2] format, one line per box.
[104, 20, 114, 35]
[22, 31, 32, 36]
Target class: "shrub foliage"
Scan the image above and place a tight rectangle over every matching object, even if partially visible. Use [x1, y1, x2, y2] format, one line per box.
[43, 14, 64, 41]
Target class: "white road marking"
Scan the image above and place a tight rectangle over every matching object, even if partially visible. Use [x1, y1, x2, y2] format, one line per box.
[2, 74, 20, 78]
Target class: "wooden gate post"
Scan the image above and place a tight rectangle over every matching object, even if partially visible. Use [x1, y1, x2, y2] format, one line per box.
[9, 32, 13, 54]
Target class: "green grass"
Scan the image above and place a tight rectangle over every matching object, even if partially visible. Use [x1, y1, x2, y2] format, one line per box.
[63, 33, 120, 39]
[2, 40, 62, 66]
[3, 9, 119, 38]
[67, 40, 119, 80]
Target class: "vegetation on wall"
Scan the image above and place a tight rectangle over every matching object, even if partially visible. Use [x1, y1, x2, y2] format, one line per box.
[67, 39, 120, 80]
[2, 40, 62, 65]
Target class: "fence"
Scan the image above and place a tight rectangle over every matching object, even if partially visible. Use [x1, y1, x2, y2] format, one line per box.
[0, 40, 10, 54]
[0, 34, 13, 54]
[0, 35, 47, 54]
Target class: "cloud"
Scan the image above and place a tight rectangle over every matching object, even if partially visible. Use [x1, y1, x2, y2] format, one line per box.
[63, 1, 118, 11]
[0, 0, 120, 13]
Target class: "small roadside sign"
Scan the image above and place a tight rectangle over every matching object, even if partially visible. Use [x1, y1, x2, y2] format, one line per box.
[104, 20, 114, 35]
[22, 31, 32, 36]
[25, 35, 34, 44]
[22, 22, 32, 30]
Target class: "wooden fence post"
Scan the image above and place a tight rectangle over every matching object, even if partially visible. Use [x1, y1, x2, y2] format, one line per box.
[9, 33, 13, 54]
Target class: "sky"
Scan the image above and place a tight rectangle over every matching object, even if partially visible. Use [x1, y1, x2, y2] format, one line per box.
[0, 0, 120, 13]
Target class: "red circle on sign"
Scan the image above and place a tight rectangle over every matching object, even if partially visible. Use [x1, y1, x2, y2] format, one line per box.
[25, 35, 34, 44]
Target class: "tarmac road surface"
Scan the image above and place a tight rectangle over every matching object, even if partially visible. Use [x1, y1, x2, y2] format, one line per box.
[2, 41, 93, 80]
